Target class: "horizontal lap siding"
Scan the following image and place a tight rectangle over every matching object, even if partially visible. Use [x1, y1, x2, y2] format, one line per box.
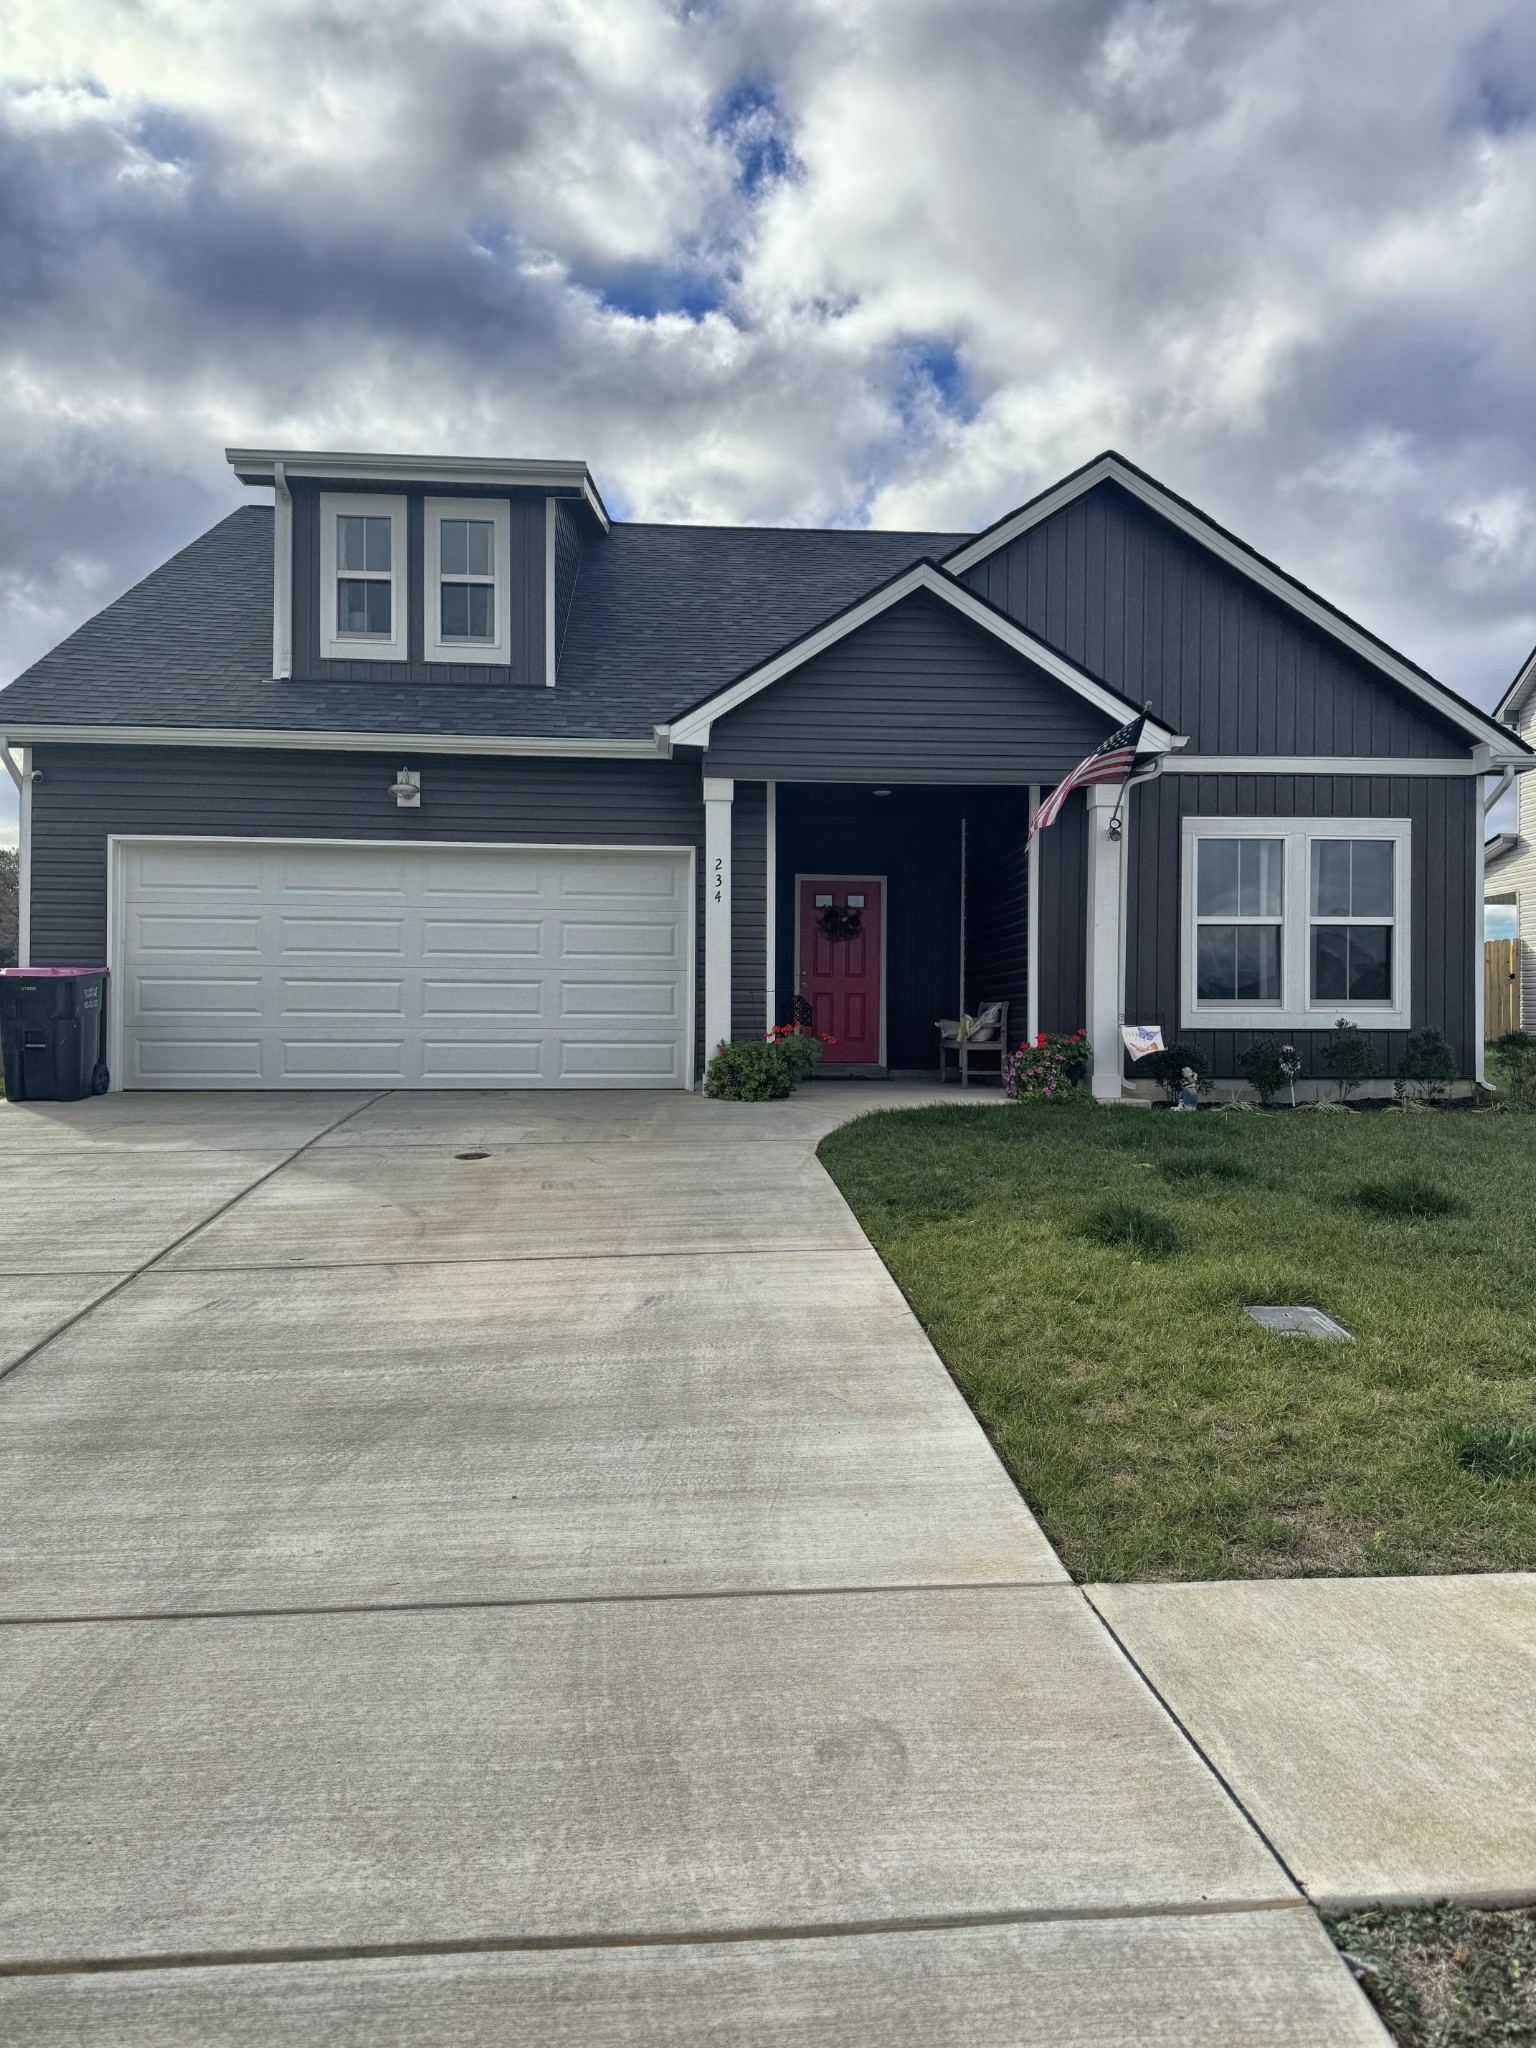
[1125, 775, 1478, 1077]
[730, 781, 767, 1040]
[704, 592, 1113, 783]
[29, 745, 707, 1064]
[962, 481, 1471, 758]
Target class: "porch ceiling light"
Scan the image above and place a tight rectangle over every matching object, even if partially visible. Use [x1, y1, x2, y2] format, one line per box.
[872, 787, 891, 796]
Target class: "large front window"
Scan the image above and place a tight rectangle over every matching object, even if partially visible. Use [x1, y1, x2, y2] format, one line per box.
[1182, 817, 1410, 1028]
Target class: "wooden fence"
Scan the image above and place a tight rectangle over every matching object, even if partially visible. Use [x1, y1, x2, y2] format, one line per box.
[1485, 939, 1520, 1038]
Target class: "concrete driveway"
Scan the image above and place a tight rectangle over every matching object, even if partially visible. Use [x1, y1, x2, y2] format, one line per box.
[0, 1086, 1382, 2043]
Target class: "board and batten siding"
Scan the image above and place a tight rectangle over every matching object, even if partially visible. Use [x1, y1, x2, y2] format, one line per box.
[1127, 773, 1480, 1077]
[730, 781, 767, 1040]
[290, 481, 549, 687]
[703, 591, 1114, 784]
[960, 480, 1472, 759]
[28, 744, 707, 1070]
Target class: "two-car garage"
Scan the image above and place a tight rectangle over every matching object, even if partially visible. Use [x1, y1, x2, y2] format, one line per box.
[111, 840, 695, 1089]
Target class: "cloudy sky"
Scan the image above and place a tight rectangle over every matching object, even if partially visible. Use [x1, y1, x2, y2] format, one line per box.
[3, 0, 1535, 848]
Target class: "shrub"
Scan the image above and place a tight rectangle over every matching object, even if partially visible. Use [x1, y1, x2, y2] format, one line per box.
[1142, 1043, 1213, 1104]
[1446, 1423, 1536, 1480]
[1003, 1030, 1090, 1101]
[1491, 1030, 1536, 1109]
[1319, 1019, 1375, 1101]
[765, 1023, 831, 1085]
[1238, 1039, 1304, 1107]
[704, 1039, 794, 1101]
[1347, 1174, 1465, 1220]
[1076, 1200, 1182, 1259]
[1396, 1028, 1455, 1105]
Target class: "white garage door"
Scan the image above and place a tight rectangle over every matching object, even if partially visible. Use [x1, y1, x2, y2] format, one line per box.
[114, 840, 693, 1089]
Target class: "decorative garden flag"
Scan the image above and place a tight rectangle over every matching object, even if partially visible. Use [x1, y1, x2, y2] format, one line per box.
[1029, 713, 1150, 840]
[1122, 1024, 1165, 1060]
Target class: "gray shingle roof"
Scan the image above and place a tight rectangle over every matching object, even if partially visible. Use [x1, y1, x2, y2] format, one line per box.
[0, 506, 967, 742]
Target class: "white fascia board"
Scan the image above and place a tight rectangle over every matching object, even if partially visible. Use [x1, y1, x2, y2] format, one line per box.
[945, 454, 1518, 756]
[1162, 754, 1525, 777]
[660, 561, 1176, 750]
[0, 724, 663, 760]
[1495, 643, 1536, 725]
[226, 448, 610, 532]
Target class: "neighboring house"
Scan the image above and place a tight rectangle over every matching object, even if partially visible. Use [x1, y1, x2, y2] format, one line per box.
[0, 448, 1529, 1097]
[1486, 642, 1536, 1030]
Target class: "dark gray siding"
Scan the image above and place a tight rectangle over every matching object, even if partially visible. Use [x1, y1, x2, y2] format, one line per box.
[703, 591, 1114, 783]
[1036, 793, 1088, 1038]
[964, 812, 1030, 1051]
[1126, 774, 1479, 1078]
[291, 481, 548, 687]
[961, 481, 1471, 758]
[730, 781, 767, 1039]
[554, 502, 585, 663]
[29, 745, 706, 1064]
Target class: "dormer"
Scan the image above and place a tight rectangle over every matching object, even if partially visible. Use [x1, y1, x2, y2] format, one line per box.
[227, 448, 608, 688]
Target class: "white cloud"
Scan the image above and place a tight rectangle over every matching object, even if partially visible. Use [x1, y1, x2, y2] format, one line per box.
[1, 0, 1535, 707]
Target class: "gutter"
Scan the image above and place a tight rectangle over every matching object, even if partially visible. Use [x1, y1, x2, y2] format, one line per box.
[0, 726, 669, 761]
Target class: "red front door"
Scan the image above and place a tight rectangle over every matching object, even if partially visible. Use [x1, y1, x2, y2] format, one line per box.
[798, 878, 883, 1067]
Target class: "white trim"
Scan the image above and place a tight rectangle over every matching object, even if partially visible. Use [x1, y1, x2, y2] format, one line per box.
[958, 816, 967, 1015]
[1496, 642, 1536, 725]
[544, 498, 557, 687]
[105, 834, 698, 1095]
[764, 780, 777, 1033]
[271, 461, 292, 680]
[703, 778, 733, 1060]
[661, 562, 1178, 751]
[0, 726, 665, 760]
[793, 873, 888, 1070]
[944, 454, 1515, 756]
[423, 496, 511, 665]
[319, 492, 408, 661]
[1026, 785, 1040, 1045]
[1085, 784, 1127, 1099]
[1475, 807, 1487, 1085]
[1162, 754, 1509, 777]
[227, 448, 610, 531]
[1179, 814, 1412, 1031]
[17, 747, 31, 968]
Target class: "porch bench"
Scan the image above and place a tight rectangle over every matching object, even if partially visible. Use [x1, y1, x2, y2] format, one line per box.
[937, 1002, 1009, 1086]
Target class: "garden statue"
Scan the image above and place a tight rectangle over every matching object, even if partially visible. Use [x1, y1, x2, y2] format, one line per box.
[1175, 1065, 1200, 1111]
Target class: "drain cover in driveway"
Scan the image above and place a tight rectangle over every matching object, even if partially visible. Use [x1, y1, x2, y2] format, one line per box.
[1246, 1305, 1353, 1341]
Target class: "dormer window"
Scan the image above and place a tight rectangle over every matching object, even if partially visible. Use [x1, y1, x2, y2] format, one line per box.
[426, 497, 511, 664]
[319, 493, 407, 659]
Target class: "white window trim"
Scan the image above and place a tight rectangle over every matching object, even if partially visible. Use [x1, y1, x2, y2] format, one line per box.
[319, 493, 408, 661]
[1181, 815, 1412, 1030]
[425, 496, 512, 665]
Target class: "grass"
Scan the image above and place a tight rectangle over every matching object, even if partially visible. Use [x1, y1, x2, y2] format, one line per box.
[1326, 1902, 1536, 2045]
[817, 1100, 1536, 1580]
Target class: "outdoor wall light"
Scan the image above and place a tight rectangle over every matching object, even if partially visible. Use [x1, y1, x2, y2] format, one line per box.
[872, 787, 892, 796]
[389, 767, 421, 808]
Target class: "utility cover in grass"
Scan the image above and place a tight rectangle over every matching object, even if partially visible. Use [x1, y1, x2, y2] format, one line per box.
[1247, 1305, 1354, 1341]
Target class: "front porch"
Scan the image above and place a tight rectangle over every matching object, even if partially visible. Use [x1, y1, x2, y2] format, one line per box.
[707, 777, 1132, 1095]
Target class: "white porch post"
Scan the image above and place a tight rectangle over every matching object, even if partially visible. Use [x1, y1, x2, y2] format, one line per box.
[18, 746, 32, 969]
[1085, 781, 1126, 1100]
[703, 776, 734, 1060]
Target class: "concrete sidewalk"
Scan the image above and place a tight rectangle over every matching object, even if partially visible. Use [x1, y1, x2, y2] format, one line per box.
[0, 1085, 1383, 2042]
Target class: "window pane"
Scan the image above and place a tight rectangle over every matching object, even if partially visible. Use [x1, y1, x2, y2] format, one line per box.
[1197, 840, 1239, 916]
[362, 516, 392, 572]
[338, 514, 391, 573]
[1349, 840, 1393, 918]
[337, 578, 391, 636]
[1197, 924, 1281, 1002]
[1197, 925, 1238, 1000]
[337, 515, 366, 573]
[1312, 925, 1392, 1003]
[1238, 840, 1284, 917]
[1311, 841, 1353, 917]
[441, 582, 495, 640]
[439, 518, 493, 578]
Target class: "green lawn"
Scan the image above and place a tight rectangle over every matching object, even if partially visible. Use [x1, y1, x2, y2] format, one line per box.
[818, 1101, 1536, 1581]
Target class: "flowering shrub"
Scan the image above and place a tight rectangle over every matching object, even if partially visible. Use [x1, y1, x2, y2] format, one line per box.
[1003, 1030, 1089, 1101]
[766, 1022, 836, 1085]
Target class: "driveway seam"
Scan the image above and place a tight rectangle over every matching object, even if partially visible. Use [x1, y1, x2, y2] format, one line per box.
[0, 1896, 1312, 1981]
[1081, 1586, 1308, 1902]
[0, 1093, 392, 1392]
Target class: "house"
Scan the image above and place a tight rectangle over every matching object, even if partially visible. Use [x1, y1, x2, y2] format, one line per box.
[1486, 642, 1536, 1030]
[0, 447, 1529, 1097]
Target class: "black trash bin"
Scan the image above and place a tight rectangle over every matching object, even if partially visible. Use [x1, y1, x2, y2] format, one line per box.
[0, 968, 110, 1102]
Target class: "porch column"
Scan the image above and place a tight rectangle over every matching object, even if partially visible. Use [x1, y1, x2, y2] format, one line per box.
[1085, 781, 1126, 1100]
[703, 776, 733, 1061]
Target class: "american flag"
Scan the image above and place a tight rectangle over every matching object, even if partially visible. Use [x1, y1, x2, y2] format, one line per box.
[1028, 714, 1150, 840]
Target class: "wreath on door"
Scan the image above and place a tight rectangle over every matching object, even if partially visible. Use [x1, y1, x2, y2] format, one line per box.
[815, 905, 863, 942]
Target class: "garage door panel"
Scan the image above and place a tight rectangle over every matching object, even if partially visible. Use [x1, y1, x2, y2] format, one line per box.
[118, 844, 691, 1091]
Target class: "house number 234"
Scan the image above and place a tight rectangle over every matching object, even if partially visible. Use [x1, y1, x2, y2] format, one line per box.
[713, 856, 726, 906]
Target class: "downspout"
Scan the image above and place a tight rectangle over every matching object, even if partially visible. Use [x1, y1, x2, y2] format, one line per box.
[272, 460, 292, 681]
